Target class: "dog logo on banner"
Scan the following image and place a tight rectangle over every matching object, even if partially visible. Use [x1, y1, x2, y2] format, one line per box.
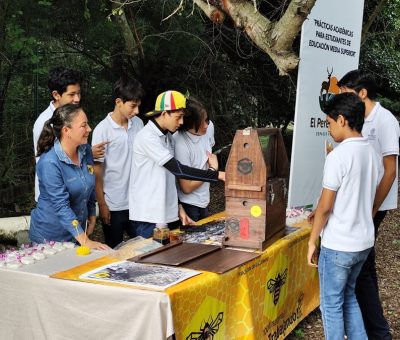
[186, 312, 224, 340]
[267, 268, 288, 305]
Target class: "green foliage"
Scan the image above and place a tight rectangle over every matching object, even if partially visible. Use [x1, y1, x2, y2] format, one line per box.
[0, 0, 399, 215]
[293, 328, 305, 338]
[361, 0, 400, 110]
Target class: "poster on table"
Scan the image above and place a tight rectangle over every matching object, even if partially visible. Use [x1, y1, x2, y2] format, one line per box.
[288, 0, 365, 208]
[80, 260, 200, 290]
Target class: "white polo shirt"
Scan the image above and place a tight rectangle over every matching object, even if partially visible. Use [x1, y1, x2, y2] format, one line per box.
[321, 137, 382, 252]
[362, 102, 399, 211]
[129, 120, 177, 223]
[92, 113, 143, 211]
[173, 121, 215, 208]
[33, 102, 56, 201]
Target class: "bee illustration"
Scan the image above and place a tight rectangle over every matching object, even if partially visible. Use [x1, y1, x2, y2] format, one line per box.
[186, 312, 224, 340]
[267, 268, 288, 305]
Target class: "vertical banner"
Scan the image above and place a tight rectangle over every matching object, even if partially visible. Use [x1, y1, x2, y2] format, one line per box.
[288, 0, 365, 208]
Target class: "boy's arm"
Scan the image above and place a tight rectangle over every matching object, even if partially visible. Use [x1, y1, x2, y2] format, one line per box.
[94, 162, 110, 225]
[178, 179, 203, 194]
[163, 158, 223, 183]
[307, 188, 336, 267]
[178, 152, 219, 194]
[372, 155, 397, 215]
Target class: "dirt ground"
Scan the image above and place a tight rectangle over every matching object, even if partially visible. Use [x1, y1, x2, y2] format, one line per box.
[206, 182, 400, 339]
[285, 206, 400, 339]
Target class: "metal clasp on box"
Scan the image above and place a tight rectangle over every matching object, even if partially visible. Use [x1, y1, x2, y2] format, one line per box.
[269, 184, 275, 205]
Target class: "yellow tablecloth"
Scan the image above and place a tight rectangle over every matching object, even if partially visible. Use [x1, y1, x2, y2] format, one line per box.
[50, 213, 319, 340]
[166, 214, 319, 340]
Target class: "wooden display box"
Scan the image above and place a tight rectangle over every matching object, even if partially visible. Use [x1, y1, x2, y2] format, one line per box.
[223, 128, 289, 250]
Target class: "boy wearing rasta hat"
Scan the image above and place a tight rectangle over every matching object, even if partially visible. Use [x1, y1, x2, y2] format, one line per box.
[128, 90, 225, 238]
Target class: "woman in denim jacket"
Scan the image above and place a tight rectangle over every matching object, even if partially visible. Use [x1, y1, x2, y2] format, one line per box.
[30, 104, 109, 250]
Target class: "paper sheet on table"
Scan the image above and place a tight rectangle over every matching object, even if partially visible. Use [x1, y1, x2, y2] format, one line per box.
[79, 260, 200, 290]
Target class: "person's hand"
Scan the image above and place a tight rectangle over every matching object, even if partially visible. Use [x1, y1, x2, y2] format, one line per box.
[85, 239, 111, 251]
[99, 203, 111, 225]
[207, 151, 218, 170]
[307, 242, 318, 267]
[218, 171, 226, 181]
[179, 205, 195, 226]
[92, 141, 109, 159]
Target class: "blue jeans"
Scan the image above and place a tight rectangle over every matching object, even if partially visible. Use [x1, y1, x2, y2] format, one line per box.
[131, 220, 181, 239]
[318, 246, 371, 340]
[131, 221, 156, 239]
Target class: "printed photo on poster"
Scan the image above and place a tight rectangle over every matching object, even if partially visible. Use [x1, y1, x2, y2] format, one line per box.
[80, 260, 201, 290]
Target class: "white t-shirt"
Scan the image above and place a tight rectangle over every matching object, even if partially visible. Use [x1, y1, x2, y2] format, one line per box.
[321, 137, 382, 252]
[33, 102, 56, 201]
[92, 113, 143, 211]
[129, 120, 177, 223]
[362, 102, 399, 211]
[173, 121, 215, 208]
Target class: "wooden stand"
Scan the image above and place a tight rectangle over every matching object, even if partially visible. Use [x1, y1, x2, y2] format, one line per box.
[223, 128, 289, 251]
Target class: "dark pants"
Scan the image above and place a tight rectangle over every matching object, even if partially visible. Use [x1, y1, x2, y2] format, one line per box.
[102, 210, 136, 249]
[180, 202, 209, 222]
[355, 210, 392, 340]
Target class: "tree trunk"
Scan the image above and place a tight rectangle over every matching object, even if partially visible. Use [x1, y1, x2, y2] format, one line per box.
[361, 0, 389, 44]
[111, 3, 139, 71]
[194, 0, 316, 75]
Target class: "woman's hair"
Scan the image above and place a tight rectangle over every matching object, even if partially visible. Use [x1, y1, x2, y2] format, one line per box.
[36, 104, 82, 157]
[179, 97, 208, 132]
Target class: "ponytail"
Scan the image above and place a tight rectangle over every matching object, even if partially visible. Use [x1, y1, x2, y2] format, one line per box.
[36, 104, 82, 157]
[36, 119, 57, 157]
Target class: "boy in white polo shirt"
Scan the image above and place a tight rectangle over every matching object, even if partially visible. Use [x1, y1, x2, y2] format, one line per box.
[307, 93, 382, 340]
[129, 90, 225, 238]
[173, 97, 216, 221]
[338, 70, 398, 340]
[92, 77, 144, 248]
[33, 67, 107, 201]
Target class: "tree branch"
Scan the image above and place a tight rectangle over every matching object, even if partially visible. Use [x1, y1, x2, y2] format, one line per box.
[61, 41, 111, 71]
[192, 0, 225, 24]
[361, 0, 389, 44]
[272, 0, 316, 51]
[111, 3, 139, 63]
[194, 0, 316, 75]
[126, 5, 145, 60]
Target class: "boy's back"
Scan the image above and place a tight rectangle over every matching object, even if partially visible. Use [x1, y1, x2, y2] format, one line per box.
[321, 137, 382, 252]
[129, 120, 178, 224]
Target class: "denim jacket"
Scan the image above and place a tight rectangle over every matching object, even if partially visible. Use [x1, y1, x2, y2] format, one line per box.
[30, 140, 96, 243]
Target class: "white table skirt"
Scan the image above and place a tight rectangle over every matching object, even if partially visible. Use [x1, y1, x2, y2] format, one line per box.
[0, 249, 174, 340]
